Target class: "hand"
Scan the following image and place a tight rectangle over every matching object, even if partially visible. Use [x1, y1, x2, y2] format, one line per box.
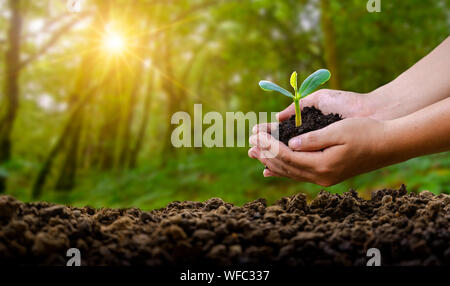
[249, 118, 390, 186]
[276, 89, 372, 122]
[251, 88, 373, 143]
[249, 38, 450, 185]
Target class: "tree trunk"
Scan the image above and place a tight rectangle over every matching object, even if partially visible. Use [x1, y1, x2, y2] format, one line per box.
[160, 34, 180, 155]
[128, 72, 154, 168]
[0, 0, 22, 193]
[54, 112, 84, 191]
[118, 62, 144, 169]
[99, 81, 121, 170]
[39, 46, 96, 193]
[31, 0, 109, 197]
[31, 110, 80, 198]
[31, 78, 108, 198]
[320, 0, 341, 89]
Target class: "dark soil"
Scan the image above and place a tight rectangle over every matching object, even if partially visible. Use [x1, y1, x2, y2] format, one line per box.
[278, 106, 342, 146]
[1, 185, 449, 266]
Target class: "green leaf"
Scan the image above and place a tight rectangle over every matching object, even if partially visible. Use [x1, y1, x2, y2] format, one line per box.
[259, 80, 294, 98]
[290, 71, 297, 92]
[299, 69, 331, 97]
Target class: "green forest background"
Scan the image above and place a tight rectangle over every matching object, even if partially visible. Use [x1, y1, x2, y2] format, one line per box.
[0, 0, 449, 210]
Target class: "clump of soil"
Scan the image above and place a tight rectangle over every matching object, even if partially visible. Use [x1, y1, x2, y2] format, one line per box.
[1, 186, 449, 266]
[278, 106, 342, 146]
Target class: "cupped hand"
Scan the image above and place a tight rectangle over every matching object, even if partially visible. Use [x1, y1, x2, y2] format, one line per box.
[252, 89, 372, 136]
[276, 89, 371, 122]
[249, 117, 391, 186]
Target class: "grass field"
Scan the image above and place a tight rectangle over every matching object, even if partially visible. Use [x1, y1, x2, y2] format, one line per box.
[6, 148, 449, 210]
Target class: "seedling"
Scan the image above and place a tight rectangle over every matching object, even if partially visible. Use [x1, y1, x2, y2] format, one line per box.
[259, 69, 331, 126]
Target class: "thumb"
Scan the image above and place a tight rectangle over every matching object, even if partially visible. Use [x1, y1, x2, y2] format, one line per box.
[277, 95, 319, 121]
[288, 125, 341, 151]
[276, 103, 295, 122]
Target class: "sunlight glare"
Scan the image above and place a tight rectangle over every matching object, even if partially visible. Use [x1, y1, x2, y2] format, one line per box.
[102, 31, 125, 54]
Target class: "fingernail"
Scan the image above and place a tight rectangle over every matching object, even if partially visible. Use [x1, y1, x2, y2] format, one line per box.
[248, 147, 257, 158]
[248, 148, 254, 158]
[275, 113, 280, 121]
[249, 135, 256, 145]
[263, 169, 270, 177]
[289, 137, 301, 149]
[252, 125, 258, 134]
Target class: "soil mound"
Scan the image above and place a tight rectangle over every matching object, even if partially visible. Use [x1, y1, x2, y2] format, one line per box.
[1, 186, 449, 266]
[278, 106, 342, 146]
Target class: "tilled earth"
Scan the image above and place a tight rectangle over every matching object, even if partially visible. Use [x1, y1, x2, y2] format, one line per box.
[0, 185, 449, 266]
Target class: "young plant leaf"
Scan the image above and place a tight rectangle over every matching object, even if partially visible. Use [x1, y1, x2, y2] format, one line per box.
[290, 71, 297, 92]
[299, 69, 331, 97]
[259, 80, 294, 98]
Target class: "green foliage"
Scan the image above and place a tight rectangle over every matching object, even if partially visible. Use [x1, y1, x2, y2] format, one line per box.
[259, 69, 331, 100]
[259, 69, 331, 126]
[298, 69, 331, 98]
[259, 80, 293, 98]
[290, 71, 297, 93]
[1, 0, 449, 209]
[7, 150, 449, 210]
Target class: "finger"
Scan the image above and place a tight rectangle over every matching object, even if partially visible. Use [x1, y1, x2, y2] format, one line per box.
[288, 124, 343, 151]
[252, 122, 278, 134]
[255, 149, 315, 182]
[276, 103, 295, 122]
[260, 156, 314, 182]
[256, 155, 291, 178]
[299, 89, 336, 113]
[299, 92, 318, 109]
[248, 147, 258, 159]
[250, 132, 318, 169]
[263, 169, 281, 177]
[301, 89, 358, 118]
[249, 132, 287, 158]
[278, 92, 326, 121]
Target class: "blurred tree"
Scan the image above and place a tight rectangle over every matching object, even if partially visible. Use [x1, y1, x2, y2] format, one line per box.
[0, 0, 22, 193]
[32, 0, 109, 196]
[0, 0, 447, 202]
[320, 0, 341, 89]
[0, 0, 84, 193]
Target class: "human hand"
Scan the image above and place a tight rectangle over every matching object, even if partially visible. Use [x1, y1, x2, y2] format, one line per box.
[249, 117, 391, 186]
[251, 88, 373, 142]
[276, 89, 372, 122]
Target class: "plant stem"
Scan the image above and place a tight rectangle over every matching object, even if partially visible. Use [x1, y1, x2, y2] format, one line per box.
[294, 99, 302, 127]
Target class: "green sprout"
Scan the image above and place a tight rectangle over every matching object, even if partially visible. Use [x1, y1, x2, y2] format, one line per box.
[259, 69, 331, 127]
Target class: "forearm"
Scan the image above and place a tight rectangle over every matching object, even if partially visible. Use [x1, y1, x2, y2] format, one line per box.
[381, 97, 450, 163]
[367, 36, 450, 120]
